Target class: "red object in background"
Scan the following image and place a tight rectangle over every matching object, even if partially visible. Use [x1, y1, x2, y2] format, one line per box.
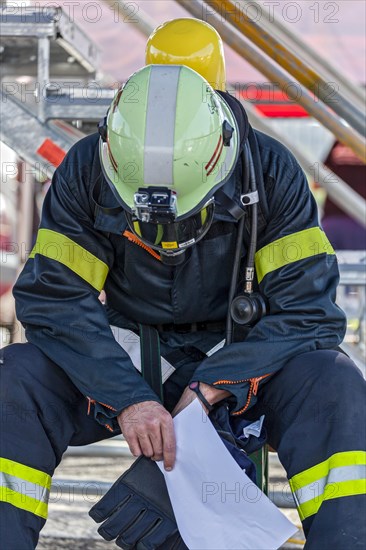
[254, 104, 309, 117]
[36, 139, 66, 168]
[239, 88, 310, 118]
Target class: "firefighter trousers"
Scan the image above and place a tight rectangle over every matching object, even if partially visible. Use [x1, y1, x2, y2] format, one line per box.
[0, 342, 365, 549]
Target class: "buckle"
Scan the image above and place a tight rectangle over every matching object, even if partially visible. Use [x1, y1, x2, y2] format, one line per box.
[156, 322, 198, 333]
[155, 321, 225, 334]
[175, 323, 196, 334]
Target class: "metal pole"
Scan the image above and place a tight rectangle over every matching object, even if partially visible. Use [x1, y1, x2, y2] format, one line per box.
[102, 0, 155, 37]
[243, 103, 366, 227]
[65, 443, 131, 458]
[178, 0, 366, 163]
[245, 0, 365, 109]
[37, 37, 50, 122]
[202, 0, 366, 137]
[11, 161, 35, 344]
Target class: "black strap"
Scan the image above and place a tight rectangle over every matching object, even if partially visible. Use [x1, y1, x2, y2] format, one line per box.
[139, 324, 163, 401]
[217, 91, 269, 229]
[217, 90, 249, 149]
[215, 188, 247, 220]
[189, 381, 215, 412]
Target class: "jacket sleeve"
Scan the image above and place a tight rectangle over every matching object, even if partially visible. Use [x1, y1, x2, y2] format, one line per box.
[191, 152, 347, 415]
[13, 141, 160, 429]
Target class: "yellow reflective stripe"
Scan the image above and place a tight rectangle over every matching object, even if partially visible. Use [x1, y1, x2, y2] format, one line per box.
[289, 451, 366, 490]
[295, 480, 366, 521]
[0, 458, 51, 490]
[133, 221, 142, 237]
[29, 229, 109, 292]
[0, 487, 48, 519]
[154, 224, 164, 246]
[289, 452, 366, 520]
[255, 227, 335, 284]
[0, 458, 51, 519]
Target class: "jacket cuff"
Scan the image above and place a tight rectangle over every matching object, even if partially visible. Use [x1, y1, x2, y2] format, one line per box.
[89, 394, 162, 433]
[189, 376, 253, 415]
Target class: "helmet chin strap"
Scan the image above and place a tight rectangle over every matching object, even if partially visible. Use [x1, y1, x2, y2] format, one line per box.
[159, 249, 187, 266]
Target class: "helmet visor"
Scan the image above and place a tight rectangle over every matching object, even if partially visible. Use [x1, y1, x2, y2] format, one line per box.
[125, 201, 215, 253]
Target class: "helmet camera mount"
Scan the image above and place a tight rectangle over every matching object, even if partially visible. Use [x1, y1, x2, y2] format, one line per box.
[132, 187, 186, 266]
[133, 187, 177, 224]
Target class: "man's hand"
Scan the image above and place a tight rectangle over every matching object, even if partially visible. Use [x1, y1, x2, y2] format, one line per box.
[172, 382, 232, 417]
[117, 401, 176, 471]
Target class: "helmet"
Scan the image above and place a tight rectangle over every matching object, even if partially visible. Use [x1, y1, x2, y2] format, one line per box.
[99, 64, 239, 255]
[145, 18, 226, 91]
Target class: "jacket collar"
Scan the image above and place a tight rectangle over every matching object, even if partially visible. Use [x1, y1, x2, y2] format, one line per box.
[92, 174, 128, 235]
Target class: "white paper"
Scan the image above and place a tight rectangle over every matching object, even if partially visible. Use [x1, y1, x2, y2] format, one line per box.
[158, 400, 296, 550]
[243, 415, 265, 438]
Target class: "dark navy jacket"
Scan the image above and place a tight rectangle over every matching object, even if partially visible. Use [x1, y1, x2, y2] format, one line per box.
[14, 105, 346, 425]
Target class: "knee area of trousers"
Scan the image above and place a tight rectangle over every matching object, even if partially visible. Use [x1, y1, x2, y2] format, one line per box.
[1, 342, 48, 373]
[0, 343, 51, 395]
[315, 350, 365, 395]
[289, 349, 363, 391]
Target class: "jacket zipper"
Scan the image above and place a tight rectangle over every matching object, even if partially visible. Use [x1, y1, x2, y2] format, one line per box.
[213, 373, 272, 415]
[86, 397, 117, 415]
[123, 230, 161, 261]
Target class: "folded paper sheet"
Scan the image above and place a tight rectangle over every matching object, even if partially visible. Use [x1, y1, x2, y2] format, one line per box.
[158, 399, 297, 550]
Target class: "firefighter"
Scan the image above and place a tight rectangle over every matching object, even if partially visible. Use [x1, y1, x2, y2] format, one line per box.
[0, 20, 365, 550]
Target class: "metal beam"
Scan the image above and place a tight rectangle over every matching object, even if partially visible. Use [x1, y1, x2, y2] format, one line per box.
[102, 0, 156, 38]
[204, 0, 366, 137]
[0, 91, 83, 176]
[178, 0, 366, 164]
[245, 0, 365, 110]
[243, 102, 366, 227]
[0, 6, 100, 72]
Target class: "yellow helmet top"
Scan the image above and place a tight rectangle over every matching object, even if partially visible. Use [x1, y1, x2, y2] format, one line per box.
[145, 18, 226, 92]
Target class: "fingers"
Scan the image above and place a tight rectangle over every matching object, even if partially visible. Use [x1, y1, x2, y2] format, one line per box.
[127, 435, 142, 458]
[161, 418, 176, 471]
[137, 434, 155, 458]
[117, 402, 176, 469]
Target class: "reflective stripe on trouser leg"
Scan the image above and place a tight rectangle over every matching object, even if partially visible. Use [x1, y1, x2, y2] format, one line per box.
[0, 458, 51, 519]
[0, 343, 118, 549]
[241, 349, 366, 547]
[289, 451, 366, 521]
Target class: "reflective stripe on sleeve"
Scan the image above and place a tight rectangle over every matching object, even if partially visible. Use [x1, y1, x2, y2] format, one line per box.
[0, 458, 51, 519]
[29, 229, 109, 292]
[289, 451, 366, 521]
[255, 227, 335, 284]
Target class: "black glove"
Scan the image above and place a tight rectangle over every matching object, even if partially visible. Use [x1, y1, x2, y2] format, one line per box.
[89, 455, 188, 550]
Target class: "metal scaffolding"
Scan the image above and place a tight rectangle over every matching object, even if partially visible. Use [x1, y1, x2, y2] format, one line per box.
[204, 0, 366, 137]
[0, 6, 115, 170]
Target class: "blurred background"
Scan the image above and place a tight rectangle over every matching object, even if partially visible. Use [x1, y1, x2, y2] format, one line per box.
[0, 2, 364, 548]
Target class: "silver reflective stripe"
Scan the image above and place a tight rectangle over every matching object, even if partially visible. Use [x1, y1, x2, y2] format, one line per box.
[110, 326, 225, 382]
[0, 471, 50, 504]
[111, 326, 175, 383]
[293, 464, 366, 506]
[144, 65, 181, 186]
